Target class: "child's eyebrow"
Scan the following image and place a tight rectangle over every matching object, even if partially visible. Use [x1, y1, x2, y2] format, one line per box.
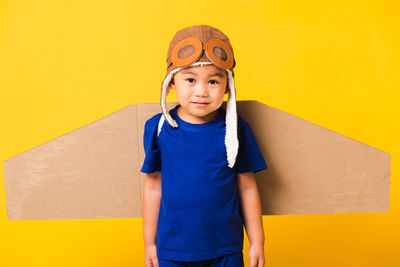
[181, 70, 225, 78]
[209, 72, 225, 78]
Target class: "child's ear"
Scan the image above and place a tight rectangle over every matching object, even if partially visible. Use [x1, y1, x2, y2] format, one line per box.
[169, 78, 175, 90]
[224, 76, 229, 94]
[225, 85, 229, 94]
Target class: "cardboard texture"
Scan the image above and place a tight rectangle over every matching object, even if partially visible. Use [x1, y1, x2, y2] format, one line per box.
[2, 101, 390, 220]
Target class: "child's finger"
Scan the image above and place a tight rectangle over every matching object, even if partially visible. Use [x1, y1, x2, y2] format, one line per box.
[152, 257, 159, 267]
[249, 256, 258, 267]
[144, 258, 152, 267]
[258, 256, 265, 266]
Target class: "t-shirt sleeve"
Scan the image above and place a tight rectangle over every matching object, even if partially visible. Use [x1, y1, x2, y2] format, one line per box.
[140, 118, 162, 173]
[234, 118, 268, 174]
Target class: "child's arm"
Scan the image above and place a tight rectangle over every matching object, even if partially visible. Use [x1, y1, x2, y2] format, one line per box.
[237, 171, 266, 267]
[143, 171, 162, 266]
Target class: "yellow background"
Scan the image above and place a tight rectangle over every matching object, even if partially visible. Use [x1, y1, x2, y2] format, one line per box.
[0, 0, 399, 266]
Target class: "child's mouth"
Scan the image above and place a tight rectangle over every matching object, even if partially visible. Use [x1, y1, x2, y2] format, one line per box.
[192, 102, 209, 107]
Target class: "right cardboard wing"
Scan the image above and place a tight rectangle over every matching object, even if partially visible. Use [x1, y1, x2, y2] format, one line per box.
[238, 101, 390, 215]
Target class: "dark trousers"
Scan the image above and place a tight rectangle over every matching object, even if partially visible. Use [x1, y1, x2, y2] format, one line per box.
[158, 251, 244, 267]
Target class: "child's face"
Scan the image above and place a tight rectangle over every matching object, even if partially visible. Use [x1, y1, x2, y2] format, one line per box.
[169, 64, 229, 124]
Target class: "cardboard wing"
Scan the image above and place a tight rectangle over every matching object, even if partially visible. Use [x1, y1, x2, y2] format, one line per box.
[2, 101, 391, 220]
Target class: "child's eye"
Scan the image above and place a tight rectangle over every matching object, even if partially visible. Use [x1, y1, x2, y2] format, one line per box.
[209, 80, 219, 85]
[186, 78, 195, 83]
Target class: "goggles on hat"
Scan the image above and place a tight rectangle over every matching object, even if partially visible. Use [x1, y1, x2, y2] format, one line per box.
[167, 37, 235, 70]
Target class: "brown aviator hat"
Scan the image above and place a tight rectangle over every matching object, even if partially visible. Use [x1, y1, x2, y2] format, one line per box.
[158, 25, 239, 168]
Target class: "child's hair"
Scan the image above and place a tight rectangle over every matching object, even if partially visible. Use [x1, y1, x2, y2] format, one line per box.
[158, 25, 239, 168]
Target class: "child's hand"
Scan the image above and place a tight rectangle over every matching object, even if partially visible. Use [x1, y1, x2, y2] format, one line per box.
[144, 244, 159, 267]
[249, 243, 265, 267]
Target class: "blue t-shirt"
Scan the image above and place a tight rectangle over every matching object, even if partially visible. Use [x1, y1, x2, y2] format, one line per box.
[140, 104, 268, 262]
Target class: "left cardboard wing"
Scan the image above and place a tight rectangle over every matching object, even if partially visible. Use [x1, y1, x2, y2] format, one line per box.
[2, 101, 390, 220]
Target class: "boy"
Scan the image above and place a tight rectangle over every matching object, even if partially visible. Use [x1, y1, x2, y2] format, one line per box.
[141, 25, 268, 267]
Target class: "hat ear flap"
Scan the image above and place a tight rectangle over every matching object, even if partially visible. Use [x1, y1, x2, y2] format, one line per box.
[161, 70, 179, 128]
[225, 69, 239, 168]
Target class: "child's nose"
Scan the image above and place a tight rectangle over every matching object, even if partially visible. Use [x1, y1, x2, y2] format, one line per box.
[193, 82, 209, 96]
